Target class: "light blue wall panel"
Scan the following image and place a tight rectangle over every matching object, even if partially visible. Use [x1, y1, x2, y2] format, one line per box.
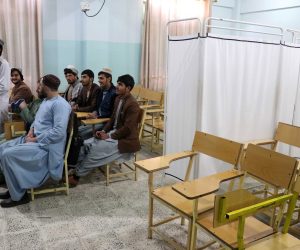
[42, 0, 144, 91]
[43, 40, 141, 91]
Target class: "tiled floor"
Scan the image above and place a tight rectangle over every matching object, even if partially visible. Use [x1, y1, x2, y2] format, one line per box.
[0, 143, 210, 250]
[1, 141, 299, 249]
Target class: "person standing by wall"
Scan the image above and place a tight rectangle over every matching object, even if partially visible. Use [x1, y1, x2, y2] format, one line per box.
[0, 39, 10, 134]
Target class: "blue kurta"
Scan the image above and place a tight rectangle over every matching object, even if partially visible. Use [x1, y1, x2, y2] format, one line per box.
[0, 95, 71, 201]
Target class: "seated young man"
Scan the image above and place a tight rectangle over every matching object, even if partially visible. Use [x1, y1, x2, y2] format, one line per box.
[9, 68, 33, 108]
[89, 67, 116, 119]
[68, 74, 140, 186]
[63, 65, 82, 105]
[79, 68, 116, 139]
[0, 74, 71, 207]
[72, 69, 100, 112]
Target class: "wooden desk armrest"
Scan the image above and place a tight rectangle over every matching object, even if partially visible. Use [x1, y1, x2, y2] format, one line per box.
[172, 170, 244, 199]
[134, 151, 197, 173]
[75, 112, 90, 119]
[139, 104, 161, 109]
[244, 139, 276, 149]
[14, 131, 26, 136]
[81, 118, 110, 125]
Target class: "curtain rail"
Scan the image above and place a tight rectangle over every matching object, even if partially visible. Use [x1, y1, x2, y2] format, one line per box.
[205, 17, 284, 40]
[167, 17, 202, 36]
[287, 29, 300, 43]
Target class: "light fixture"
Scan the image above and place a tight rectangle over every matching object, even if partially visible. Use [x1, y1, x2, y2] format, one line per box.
[80, 0, 106, 17]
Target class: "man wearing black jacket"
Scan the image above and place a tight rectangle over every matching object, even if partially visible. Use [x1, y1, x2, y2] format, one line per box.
[87, 68, 116, 119]
[79, 68, 116, 139]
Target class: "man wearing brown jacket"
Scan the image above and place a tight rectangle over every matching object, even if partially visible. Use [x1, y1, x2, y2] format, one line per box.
[72, 69, 100, 112]
[68, 74, 140, 186]
[9, 68, 33, 108]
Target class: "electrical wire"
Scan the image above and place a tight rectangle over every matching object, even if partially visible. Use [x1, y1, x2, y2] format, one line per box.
[84, 0, 105, 17]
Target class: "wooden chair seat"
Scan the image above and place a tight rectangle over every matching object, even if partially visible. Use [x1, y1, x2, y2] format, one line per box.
[247, 233, 300, 250]
[198, 214, 273, 249]
[153, 186, 215, 217]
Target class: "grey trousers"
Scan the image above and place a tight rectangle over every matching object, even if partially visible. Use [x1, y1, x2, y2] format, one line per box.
[78, 124, 104, 140]
[75, 137, 133, 176]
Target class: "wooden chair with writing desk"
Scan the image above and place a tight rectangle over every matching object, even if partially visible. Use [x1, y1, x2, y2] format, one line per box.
[244, 122, 300, 227]
[134, 131, 244, 249]
[174, 144, 299, 249]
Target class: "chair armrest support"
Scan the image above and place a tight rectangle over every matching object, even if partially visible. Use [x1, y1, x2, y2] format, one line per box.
[226, 193, 294, 221]
[143, 108, 164, 114]
[134, 151, 197, 173]
[139, 104, 161, 109]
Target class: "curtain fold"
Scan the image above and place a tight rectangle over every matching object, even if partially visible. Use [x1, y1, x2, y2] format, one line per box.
[140, 0, 210, 91]
[165, 36, 300, 180]
[0, 0, 43, 93]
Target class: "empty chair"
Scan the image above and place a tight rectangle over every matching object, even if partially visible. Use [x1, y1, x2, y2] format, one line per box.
[180, 144, 299, 249]
[134, 131, 244, 249]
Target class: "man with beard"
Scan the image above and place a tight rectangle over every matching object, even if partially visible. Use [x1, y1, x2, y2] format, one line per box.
[9, 68, 33, 106]
[0, 74, 71, 207]
[18, 78, 45, 129]
[63, 65, 82, 105]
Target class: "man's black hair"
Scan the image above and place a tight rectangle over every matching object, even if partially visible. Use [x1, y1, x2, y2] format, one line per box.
[11, 68, 24, 81]
[117, 74, 135, 91]
[81, 69, 94, 79]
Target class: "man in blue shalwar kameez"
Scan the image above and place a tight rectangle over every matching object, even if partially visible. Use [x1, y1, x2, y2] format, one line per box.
[0, 74, 71, 207]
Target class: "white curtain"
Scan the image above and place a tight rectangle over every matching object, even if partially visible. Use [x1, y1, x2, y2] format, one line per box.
[140, 0, 210, 91]
[165, 36, 300, 180]
[0, 0, 43, 92]
[165, 36, 200, 179]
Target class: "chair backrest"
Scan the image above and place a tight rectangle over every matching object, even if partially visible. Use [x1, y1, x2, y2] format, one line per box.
[241, 144, 298, 190]
[192, 131, 243, 166]
[131, 85, 142, 98]
[139, 88, 164, 105]
[274, 122, 300, 148]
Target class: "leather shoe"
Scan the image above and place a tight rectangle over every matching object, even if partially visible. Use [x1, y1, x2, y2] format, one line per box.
[68, 175, 79, 187]
[0, 193, 30, 208]
[0, 190, 10, 199]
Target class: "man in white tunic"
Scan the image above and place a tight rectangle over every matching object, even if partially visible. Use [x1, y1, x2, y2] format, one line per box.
[0, 39, 10, 134]
[0, 74, 71, 207]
